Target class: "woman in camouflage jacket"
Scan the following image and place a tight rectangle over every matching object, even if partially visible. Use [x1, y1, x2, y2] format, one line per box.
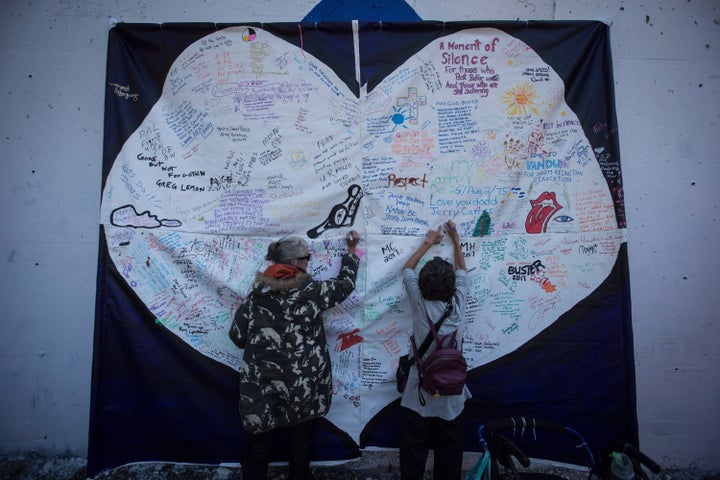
[230, 231, 361, 480]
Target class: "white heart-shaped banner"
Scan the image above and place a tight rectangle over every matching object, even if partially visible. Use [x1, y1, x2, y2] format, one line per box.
[100, 25, 623, 443]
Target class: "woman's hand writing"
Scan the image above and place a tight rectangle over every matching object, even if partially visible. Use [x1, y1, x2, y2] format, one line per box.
[346, 230, 360, 254]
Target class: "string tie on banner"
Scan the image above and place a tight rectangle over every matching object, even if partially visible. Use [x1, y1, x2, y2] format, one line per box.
[298, 24, 305, 58]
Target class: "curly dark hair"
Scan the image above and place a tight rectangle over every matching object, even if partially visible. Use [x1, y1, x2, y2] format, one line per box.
[418, 256, 455, 302]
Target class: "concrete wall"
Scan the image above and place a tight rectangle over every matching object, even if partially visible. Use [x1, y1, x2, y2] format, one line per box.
[1, 0, 718, 471]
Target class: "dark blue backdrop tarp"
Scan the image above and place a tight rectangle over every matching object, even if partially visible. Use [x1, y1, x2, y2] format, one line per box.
[90, 20, 635, 477]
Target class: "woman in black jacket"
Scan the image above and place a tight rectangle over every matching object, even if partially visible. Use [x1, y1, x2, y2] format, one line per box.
[230, 231, 361, 480]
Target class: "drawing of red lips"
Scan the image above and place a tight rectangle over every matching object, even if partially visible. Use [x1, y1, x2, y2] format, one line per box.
[525, 191, 563, 234]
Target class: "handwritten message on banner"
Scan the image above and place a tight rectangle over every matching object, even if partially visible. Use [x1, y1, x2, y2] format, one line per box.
[100, 26, 625, 444]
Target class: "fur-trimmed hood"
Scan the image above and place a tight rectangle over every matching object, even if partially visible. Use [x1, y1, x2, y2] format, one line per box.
[254, 270, 312, 292]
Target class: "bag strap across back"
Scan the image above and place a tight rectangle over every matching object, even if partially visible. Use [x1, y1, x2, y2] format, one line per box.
[410, 302, 453, 363]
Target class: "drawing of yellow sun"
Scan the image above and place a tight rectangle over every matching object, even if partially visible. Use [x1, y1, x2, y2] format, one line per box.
[502, 83, 540, 116]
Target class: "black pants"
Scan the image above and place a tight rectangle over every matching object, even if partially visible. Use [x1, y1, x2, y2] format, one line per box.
[399, 406, 465, 480]
[242, 420, 313, 480]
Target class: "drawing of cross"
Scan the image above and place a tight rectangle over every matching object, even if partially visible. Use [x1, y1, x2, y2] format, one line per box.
[397, 87, 426, 124]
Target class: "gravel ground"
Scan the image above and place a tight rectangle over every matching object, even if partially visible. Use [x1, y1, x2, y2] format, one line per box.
[2, 452, 718, 480]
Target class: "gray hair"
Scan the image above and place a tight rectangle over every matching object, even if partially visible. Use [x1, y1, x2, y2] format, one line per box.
[265, 236, 309, 264]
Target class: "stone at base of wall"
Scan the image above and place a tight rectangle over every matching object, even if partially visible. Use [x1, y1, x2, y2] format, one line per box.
[1, 451, 717, 480]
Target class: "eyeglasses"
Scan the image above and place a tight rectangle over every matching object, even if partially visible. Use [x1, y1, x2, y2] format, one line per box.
[296, 254, 311, 261]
